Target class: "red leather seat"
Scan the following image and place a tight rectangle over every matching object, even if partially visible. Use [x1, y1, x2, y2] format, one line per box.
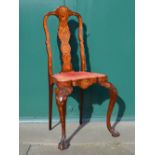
[53, 71, 107, 82]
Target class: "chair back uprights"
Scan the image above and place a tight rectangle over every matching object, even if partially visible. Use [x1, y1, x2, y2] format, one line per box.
[43, 6, 86, 77]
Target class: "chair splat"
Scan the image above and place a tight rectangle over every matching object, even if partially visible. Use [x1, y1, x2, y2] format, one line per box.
[56, 7, 72, 72]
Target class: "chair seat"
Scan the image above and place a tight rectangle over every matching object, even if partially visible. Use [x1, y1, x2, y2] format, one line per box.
[53, 71, 107, 82]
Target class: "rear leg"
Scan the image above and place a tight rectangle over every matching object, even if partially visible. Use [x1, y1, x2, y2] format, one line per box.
[49, 84, 53, 130]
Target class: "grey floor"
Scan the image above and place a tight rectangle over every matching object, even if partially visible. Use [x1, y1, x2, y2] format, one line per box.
[19, 121, 134, 155]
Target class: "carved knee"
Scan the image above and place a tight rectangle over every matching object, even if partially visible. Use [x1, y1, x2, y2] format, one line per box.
[55, 86, 73, 103]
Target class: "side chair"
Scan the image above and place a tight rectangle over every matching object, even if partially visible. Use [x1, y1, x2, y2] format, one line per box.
[43, 6, 120, 150]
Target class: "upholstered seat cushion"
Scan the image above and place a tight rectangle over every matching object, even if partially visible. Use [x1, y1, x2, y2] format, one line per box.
[53, 71, 107, 82]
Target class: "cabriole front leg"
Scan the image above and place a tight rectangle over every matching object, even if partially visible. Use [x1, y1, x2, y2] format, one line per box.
[55, 86, 73, 150]
[99, 80, 120, 137]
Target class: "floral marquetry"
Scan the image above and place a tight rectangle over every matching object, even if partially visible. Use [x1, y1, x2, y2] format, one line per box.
[43, 6, 119, 150]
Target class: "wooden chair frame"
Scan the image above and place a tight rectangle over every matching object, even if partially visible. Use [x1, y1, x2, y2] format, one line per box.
[43, 6, 119, 150]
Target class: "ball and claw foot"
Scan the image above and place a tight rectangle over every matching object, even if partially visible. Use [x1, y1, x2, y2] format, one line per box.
[110, 128, 120, 137]
[58, 140, 70, 150]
